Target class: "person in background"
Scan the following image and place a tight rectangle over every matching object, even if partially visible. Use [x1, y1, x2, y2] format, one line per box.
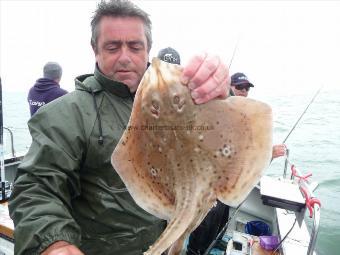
[157, 47, 181, 65]
[230, 72, 286, 159]
[230, 72, 253, 97]
[27, 62, 68, 116]
[187, 199, 229, 254]
[8, 0, 230, 254]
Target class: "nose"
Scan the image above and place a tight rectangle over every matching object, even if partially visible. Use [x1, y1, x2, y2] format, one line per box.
[117, 47, 132, 65]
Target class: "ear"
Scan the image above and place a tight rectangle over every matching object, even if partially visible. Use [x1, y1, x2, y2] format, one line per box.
[91, 41, 98, 55]
[93, 47, 100, 63]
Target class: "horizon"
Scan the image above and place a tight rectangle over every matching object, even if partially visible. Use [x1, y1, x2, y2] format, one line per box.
[1, 1, 339, 97]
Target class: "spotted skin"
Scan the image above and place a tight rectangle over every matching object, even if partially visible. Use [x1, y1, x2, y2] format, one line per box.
[111, 58, 273, 255]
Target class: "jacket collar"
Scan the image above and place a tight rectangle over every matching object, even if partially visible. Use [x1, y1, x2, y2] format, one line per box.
[94, 64, 133, 98]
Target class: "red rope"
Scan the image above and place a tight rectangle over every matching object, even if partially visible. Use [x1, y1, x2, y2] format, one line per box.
[290, 165, 321, 218]
[300, 186, 321, 218]
[291, 165, 312, 181]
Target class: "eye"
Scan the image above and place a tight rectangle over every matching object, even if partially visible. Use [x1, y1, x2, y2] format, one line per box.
[132, 44, 142, 49]
[107, 47, 118, 52]
[173, 95, 180, 104]
[105, 45, 119, 52]
[130, 46, 142, 52]
[150, 99, 160, 118]
[104, 42, 121, 52]
[128, 42, 145, 52]
[172, 94, 185, 112]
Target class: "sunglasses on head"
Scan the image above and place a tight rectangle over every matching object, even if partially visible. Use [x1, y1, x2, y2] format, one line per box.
[234, 84, 251, 91]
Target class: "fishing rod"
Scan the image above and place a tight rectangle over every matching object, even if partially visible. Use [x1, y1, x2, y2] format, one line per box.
[228, 37, 240, 97]
[269, 85, 323, 165]
[202, 202, 244, 255]
[203, 87, 323, 253]
[228, 37, 240, 69]
[282, 85, 323, 144]
[202, 39, 242, 255]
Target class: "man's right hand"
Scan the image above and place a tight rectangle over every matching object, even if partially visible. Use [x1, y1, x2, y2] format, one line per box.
[41, 241, 84, 255]
[272, 144, 286, 159]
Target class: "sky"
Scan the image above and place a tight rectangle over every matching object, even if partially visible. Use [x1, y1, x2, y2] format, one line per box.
[1, 0, 340, 97]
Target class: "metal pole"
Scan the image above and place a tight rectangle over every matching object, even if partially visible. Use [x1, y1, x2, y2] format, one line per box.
[3, 127, 16, 157]
[307, 204, 321, 255]
[283, 149, 290, 179]
[0, 77, 6, 201]
[294, 165, 321, 255]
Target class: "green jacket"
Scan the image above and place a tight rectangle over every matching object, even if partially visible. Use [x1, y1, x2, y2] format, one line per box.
[9, 67, 166, 255]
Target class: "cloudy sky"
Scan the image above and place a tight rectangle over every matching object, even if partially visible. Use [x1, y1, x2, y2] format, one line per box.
[1, 0, 339, 97]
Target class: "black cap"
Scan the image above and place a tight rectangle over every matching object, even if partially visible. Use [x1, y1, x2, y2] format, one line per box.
[231, 72, 254, 87]
[157, 47, 181, 65]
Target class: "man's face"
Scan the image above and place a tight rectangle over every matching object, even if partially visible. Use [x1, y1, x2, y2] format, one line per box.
[231, 84, 251, 97]
[94, 16, 149, 92]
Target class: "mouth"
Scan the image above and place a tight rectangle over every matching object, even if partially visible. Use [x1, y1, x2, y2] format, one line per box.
[116, 69, 131, 74]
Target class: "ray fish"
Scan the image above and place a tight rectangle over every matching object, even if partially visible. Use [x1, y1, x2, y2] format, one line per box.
[111, 58, 273, 255]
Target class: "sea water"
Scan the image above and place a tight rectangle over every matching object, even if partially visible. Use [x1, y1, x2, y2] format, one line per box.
[2, 88, 340, 255]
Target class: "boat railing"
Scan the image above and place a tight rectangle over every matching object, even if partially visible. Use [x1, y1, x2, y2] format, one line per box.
[283, 148, 321, 255]
[3, 127, 16, 158]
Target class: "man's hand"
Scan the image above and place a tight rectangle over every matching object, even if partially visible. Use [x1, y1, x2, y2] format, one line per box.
[272, 144, 286, 159]
[41, 241, 84, 255]
[181, 53, 230, 104]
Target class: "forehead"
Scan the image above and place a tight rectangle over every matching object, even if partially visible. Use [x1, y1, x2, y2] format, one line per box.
[97, 16, 147, 43]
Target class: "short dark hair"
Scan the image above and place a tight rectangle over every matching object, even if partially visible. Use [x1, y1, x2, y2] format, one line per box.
[91, 0, 152, 53]
[43, 62, 62, 80]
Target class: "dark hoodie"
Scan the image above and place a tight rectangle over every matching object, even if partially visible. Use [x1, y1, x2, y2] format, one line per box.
[27, 78, 68, 116]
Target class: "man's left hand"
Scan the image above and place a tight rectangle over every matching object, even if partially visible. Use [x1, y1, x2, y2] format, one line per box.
[181, 53, 230, 104]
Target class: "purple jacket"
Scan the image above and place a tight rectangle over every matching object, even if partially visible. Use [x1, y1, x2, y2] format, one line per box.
[27, 78, 68, 116]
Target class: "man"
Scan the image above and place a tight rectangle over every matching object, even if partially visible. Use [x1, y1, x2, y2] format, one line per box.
[230, 72, 254, 97]
[8, 1, 230, 255]
[27, 61, 68, 116]
[230, 72, 285, 159]
[187, 200, 229, 255]
[157, 47, 181, 65]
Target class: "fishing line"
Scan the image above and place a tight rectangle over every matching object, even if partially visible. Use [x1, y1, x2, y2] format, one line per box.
[228, 36, 241, 97]
[269, 86, 323, 165]
[203, 201, 244, 255]
[271, 218, 297, 255]
[228, 36, 240, 69]
[202, 34, 243, 254]
[282, 85, 323, 144]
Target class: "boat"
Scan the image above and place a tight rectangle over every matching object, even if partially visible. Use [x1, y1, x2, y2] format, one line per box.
[0, 139, 321, 255]
[0, 83, 321, 255]
[0, 146, 321, 255]
[0, 127, 322, 255]
[193, 148, 321, 255]
[3, 128, 25, 183]
[0, 127, 25, 255]
[193, 87, 323, 255]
